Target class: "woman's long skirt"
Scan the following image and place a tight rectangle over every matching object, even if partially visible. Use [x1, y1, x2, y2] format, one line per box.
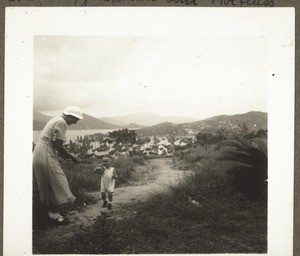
[33, 141, 75, 206]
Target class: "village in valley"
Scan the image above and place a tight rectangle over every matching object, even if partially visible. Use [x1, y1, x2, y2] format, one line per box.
[33, 111, 268, 160]
[67, 130, 195, 159]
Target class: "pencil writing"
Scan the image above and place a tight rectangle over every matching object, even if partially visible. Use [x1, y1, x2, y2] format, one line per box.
[212, 0, 274, 6]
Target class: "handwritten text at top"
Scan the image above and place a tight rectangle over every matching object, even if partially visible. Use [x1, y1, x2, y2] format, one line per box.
[212, 0, 274, 6]
[7, 0, 275, 7]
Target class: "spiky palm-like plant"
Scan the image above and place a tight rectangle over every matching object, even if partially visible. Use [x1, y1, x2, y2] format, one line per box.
[218, 138, 267, 201]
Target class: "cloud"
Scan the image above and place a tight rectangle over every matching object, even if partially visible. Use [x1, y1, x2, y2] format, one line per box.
[34, 36, 267, 119]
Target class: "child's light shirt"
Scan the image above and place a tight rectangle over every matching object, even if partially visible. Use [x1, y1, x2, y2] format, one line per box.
[100, 167, 116, 193]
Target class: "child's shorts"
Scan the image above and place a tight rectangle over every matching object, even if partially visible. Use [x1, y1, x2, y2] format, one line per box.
[100, 180, 115, 193]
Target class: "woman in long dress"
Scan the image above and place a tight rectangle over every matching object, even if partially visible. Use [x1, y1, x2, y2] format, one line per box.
[33, 106, 83, 225]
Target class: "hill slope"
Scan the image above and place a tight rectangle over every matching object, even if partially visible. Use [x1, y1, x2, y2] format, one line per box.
[137, 122, 187, 136]
[180, 111, 267, 133]
[33, 111, 52, 123]
[70, 114, 121, 130]
[136, 111, 267, 136]
[33, 112, 122, 131]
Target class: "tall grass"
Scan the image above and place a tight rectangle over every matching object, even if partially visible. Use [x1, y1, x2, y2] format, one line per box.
[175, 144, 224, 171]
[33, 155, 146, 229]
[60, 155, 146, 201]
[42, 143, 267, 254]
[34, 140, 267, 253]
[111, 148, 267, 253]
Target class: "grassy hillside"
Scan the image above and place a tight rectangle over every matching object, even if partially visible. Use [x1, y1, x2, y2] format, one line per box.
[33, 137, 267, 254]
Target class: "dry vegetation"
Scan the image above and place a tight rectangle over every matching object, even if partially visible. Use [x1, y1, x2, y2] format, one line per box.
[33, 135, 267, 254]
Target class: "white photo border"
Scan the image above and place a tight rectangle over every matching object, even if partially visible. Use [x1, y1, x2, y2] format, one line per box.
[4, 7, 295, 256]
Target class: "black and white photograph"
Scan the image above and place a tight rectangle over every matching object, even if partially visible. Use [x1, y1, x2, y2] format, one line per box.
[4, 7, 294, 255]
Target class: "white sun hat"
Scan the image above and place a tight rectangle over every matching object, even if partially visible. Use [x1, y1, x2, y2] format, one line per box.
[63, 106, 84, 119]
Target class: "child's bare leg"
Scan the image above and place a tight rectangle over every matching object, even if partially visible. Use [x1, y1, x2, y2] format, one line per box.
[108, 192, 113, 202]
[101, 192, 108, 207]
[107, 192, 113, 210]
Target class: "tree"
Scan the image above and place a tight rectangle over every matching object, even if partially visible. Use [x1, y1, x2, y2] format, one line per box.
[168, 135, 175, 145]
[108, 129, 137, 144]
[256, 129, 268, 138]
[216, 128, 228, 140]
[195, 132, 224, 145]
[238, 123, 249, 138]
[153, 135, 160, 144]
[195, 132, 207, 145]
[137, 136, 151, 145]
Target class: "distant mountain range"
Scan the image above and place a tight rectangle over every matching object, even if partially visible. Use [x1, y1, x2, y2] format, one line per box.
[33, 111, 145, 131]
[180, 111, 267, 132]
[33, 111, 267, 135]
[100, 112, 198, 126]
[137, 111, 267, 136]
[136, 122, 187, 136]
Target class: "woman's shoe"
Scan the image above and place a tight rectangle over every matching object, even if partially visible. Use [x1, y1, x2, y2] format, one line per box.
[48, 215, 70, 226]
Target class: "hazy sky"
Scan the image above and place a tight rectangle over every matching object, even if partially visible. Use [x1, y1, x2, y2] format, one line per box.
[34, 35, 267, 119]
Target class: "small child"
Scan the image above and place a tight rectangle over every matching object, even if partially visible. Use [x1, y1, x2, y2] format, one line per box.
[94, 156, 118, 210]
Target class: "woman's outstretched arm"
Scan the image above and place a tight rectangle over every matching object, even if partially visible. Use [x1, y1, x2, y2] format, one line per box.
[53, 139, 81, 163]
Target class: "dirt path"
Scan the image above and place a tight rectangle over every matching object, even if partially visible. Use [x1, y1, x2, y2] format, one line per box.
[33, 158, 191, 249]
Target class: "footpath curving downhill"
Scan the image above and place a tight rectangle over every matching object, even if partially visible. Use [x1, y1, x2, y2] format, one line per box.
[33, 158, 191, 252]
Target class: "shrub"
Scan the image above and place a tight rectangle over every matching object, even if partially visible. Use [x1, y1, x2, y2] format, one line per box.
[218, 138, 267, 201]
[62, 161, 100, 191]
[112, 155, 139, 186]
[130, 155, 146, 165]
[175, 145, 224, 171]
